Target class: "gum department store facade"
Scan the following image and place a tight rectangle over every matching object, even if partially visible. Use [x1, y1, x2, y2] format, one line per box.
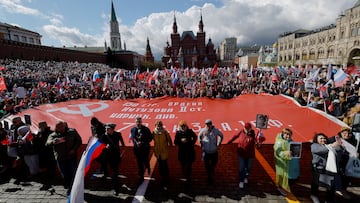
[277, 1, 360, 68]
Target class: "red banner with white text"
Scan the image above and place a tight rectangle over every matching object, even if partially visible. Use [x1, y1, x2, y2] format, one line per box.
[4, 94, 345, 145]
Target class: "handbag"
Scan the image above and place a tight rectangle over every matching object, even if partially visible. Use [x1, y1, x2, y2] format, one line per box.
[345, 156, 360, 178]
[325, 145, 337, 174]
[345, 137, 360, 178]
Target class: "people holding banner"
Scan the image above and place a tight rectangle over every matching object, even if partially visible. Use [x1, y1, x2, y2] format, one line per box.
[90, 117, 107, 176]
[129, 117, 153, 186]
[199, 119, 223, 185]
[8, 116, 26, 184]
[327, 127, 357, 199]
[0, 121, 9, 173]
[174, 120, 197, 184]
[273, 128, 300, 195]
[36, 121, 56, 191]
[152, 120, 172, 191]
[101, 123, 125, 195]
[310, 133, 341, 203]
[227, 122, 264, 189]
[17, 125, 40, 178]
[46, 121, 82, 195]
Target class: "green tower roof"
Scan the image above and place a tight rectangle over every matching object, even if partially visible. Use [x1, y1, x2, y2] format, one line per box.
[111, 1, 117, 22]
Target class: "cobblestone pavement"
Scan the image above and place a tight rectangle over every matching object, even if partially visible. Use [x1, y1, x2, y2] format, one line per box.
[1, 144, 359, 203]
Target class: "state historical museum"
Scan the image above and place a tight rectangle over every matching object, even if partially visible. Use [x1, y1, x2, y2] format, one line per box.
[162, 13, 217, 69]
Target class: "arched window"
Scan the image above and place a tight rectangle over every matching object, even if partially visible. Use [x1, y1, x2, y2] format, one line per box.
[302, 50, 307, 60]
[318, 47, 325, 59]
[309, 49, 315, 60]
[352, 28, 357, 37]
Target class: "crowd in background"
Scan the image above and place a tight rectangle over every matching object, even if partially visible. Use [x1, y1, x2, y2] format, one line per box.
[1, 58, 360, 201]
[1, 59, 360, 126]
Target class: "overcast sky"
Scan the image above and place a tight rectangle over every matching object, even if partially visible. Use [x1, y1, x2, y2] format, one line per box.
[0, 0, 357, 60]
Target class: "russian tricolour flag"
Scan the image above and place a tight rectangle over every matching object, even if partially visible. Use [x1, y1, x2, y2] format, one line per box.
[68, 137, 105, 203]
[333, 68, 349, 87]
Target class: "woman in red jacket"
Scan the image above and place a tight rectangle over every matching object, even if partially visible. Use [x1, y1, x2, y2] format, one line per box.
[228, 122, 264, 189]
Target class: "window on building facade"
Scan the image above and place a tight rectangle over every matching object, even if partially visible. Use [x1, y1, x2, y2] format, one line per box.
[13, 35, 19, 41]
[328, 47, 335, 57]
[21, 36, 27, 43]
[29, 38, 34, 44]
[318, 48, 325, 59]
[295, 52, 300, 60]
[352, 28, 357, 37]
[302, 51, 307, 60]
[309, 49, 315, 60]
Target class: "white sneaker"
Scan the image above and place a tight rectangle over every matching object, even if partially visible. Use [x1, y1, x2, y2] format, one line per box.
[244, 178, 248, 184]
[310, 195, 320, 203]
[239, 182, 244, 189]
[335, 190, 351, 199]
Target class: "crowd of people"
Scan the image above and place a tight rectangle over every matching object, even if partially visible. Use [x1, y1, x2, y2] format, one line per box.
[1, 58, 360, 124]
[1, 58, 360, 202]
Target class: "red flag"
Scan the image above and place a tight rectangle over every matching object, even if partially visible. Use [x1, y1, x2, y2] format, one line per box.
[1, 137, 10, 145]
[345, 64, 359, 75]
[0, 76, 7, 91]
[210, 63, 218, 77]
[22, 131, 34, 142]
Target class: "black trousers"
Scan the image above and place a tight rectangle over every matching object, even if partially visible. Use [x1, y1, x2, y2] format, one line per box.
[203, 151, 218, 181]
[134, 147, 150, 180]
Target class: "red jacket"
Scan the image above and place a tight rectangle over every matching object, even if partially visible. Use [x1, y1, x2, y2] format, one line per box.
[229, 129, 256, 158]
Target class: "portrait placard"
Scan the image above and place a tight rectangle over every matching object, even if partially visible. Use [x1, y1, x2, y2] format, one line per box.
[256, 114, 268, 129]
[290, 142, 302, 159]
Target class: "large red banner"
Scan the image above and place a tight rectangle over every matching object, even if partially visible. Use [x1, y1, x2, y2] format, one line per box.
[3, 94, 345, 145]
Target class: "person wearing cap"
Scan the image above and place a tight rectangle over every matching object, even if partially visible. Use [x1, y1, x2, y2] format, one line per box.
[273, 128, 300, 196]
[46, 120, 82, 195]
[198, 119, 223, 184]
[8, 116, 26, 184]
[227, 122, 264, 189]
[174, 120, 197, 184]
[129, 117, 153, 186]
[101, 123, 125, 195]
[327, 127, 358, 199]
[152, 120, 172, 191]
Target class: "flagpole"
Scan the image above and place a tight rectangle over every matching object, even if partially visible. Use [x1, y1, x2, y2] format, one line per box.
[307, 92, 312, 105]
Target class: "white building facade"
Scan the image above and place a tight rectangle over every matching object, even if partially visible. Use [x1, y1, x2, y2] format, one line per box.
[277, 1, 360, 67]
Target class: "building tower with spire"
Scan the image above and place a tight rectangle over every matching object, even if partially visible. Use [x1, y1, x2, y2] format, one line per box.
[110, 0, 122, 51]
[145, 37, 154, 62]
[162, 10, 216, 68]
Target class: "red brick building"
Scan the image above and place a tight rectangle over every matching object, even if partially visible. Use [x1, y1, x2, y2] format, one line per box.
[162, 13, 217, 68]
